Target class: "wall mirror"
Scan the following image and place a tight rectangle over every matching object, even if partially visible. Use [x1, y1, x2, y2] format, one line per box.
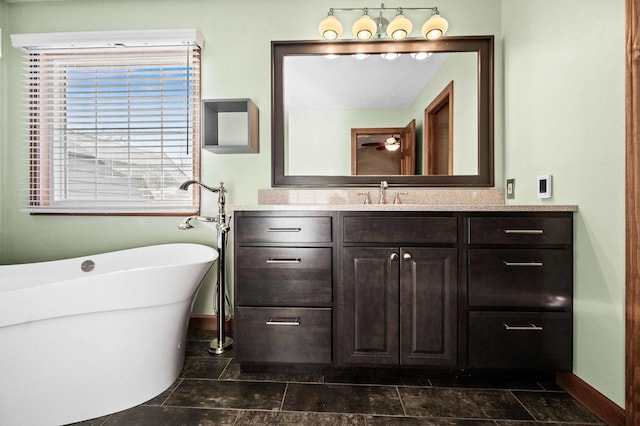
[272, 36, 494, 187]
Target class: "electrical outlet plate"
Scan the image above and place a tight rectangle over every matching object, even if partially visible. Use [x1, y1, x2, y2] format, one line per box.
[537, 174, 552, 199]
[506, 179, 515, 199]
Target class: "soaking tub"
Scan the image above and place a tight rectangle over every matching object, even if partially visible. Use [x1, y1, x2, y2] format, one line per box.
[0, 243, 218, 426]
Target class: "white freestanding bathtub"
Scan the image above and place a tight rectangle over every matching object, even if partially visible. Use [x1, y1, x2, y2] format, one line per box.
[0, 243, 218, 426]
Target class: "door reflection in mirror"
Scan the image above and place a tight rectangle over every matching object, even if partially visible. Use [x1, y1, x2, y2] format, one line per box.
[351, 119, 416, 176]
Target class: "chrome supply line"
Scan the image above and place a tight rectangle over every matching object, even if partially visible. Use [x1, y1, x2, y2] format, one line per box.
[178, 180, 233, 354]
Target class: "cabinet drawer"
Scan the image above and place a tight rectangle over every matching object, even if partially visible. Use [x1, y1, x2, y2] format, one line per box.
[468, 216, 572, 245]
[468, 311, 572, 370]
[343, 216, 457, 244]
[235, 307, 332, 364]
[236, 247, 332, 306]
[468, 248, 572, 308]
[236, 216, 332, 243]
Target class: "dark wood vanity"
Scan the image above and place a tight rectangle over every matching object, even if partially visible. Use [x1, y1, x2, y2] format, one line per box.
[233, 208, 574, 372]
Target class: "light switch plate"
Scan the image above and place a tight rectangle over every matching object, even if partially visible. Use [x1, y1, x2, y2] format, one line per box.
[506, 178, 515, 199]
[537, 174, 552, 199]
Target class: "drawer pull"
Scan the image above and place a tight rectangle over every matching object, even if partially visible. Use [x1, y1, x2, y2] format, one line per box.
[503, 261, 544, 267]
[266, 318, 300, 326]
[266, 258, 301, 264]
[267, 227, 302, 233]
[504, 229, 544, 235]
[503, 323, 544, 331]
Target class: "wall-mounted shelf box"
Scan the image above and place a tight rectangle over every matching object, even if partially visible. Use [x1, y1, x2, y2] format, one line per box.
[202, 98, 259, 154]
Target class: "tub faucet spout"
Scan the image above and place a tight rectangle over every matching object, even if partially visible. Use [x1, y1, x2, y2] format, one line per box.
[177, 215, 216, 230]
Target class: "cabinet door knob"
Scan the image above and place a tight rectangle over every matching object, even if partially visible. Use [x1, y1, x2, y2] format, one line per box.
[403, 252, 412, 260]
[390, 252, 399, 261]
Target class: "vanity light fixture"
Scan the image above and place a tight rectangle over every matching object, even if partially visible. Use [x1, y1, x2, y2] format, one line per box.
[422, 11, 449, 40]
[319, 3, 448, 41]
[387, 9, 412, 39]
[318, 9, 343, 40]
[352, 9, 378, 40]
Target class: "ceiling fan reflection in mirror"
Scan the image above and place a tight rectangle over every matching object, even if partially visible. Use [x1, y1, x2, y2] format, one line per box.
[361, 136, 401, 151]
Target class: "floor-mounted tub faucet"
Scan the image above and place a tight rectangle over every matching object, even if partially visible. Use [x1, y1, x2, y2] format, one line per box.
[178, 180, 233, 355]
[379, 180, 388, 204]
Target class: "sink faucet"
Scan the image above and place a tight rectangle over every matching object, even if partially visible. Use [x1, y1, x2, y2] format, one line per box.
[379, 180, 388, 204]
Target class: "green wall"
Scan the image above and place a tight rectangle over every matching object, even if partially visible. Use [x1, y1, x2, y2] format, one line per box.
[502, 0, 625, 407]
[1, 1, 7, 262]
[0, 0, 625, 409]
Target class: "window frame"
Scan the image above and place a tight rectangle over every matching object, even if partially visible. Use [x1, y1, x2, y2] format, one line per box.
[12, 29, 203, 215]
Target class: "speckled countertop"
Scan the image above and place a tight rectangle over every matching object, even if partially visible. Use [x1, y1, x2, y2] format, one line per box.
[230, 204, 578, 212]
[230, 188, 578, 212]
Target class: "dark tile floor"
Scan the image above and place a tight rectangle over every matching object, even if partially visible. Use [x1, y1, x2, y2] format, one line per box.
[74, 330, 605, 426]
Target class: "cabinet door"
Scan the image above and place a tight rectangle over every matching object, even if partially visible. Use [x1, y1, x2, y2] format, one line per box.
[400, 247, 457, 366]
[342, 247, 399, 365]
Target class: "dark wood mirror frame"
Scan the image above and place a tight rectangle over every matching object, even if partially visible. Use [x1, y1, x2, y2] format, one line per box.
[271, 36, 494, 187]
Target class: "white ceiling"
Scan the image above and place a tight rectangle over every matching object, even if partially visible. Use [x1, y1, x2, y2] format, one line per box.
[284, 52, 449, 110]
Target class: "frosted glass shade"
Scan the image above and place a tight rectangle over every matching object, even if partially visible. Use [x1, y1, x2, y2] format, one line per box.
[421, 14, 449, 40]
[352, 14, 377, 40]
[318, 15, 343, 40]
[387, 14, 413, 40]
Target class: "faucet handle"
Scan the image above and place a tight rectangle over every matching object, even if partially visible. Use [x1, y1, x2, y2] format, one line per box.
[393, 191, 408, 205]
[357, 191, 371, 204]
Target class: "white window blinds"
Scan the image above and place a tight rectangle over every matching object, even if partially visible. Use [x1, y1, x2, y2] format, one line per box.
[11, 30, 203, 214]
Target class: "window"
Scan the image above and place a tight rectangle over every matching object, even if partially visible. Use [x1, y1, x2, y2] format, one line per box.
[12, 30, 202, 214]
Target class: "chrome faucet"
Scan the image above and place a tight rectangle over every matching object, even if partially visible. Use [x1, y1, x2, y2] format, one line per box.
[177, 215, 216, 230]
[177, 180, 233, 355]
[378, 180, 388, 204]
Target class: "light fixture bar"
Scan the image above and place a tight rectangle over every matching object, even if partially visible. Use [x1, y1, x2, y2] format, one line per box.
[319, 3, 448, 41]
[328, 5, 440, 13]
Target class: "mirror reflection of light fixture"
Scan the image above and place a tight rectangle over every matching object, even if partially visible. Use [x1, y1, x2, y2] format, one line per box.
[318, 9, 343, 40]
[411, 51, 432, 60]
[319, 3, 448, 41]
[380, 52, 401, 60]
[385, 136, 401, 151]
[352, 9, 378, 40]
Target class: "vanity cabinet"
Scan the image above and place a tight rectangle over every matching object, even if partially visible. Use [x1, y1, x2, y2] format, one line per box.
[233, 208, 575, 372]
[234, 211, 335, 366]
[338, 213, 459, 367]
[465, 213, 573, 370]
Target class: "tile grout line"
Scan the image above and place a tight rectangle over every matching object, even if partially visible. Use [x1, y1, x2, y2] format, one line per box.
[395, 385, 409, 417]
[159, 377, 184, 407]
[280, 382, 289, 412]
[216, 357, 233, 380]
[509, 389, 539, 422]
